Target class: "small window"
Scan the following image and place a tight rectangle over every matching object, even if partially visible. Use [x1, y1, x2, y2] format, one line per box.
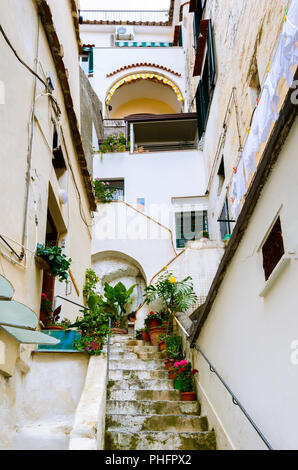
[218, 197, 231, 240]
[52, 126, 67, 186]
[80, 48, 94, 75]
[101, 179, 124, 201]
[217, 156, 225, 195]
[262, 217, 285, 281]
[175, 210, 208, 249]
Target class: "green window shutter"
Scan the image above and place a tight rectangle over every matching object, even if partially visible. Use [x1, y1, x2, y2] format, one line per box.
[193, 3, 202, 49]
[88, 49, 94, 74]
[196, 73, 210, 139]
[179, 25, 183, 47]
[207, 20, 216, 88]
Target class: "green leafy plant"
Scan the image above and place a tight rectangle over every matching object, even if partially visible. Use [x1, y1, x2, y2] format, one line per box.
[136, 329, 143, 340]
[99, 134, 127, 155]
[165, 334, 183, 360]
[103, 282, 136, 328]
[144, 269, 198, 314]
[157, 333, 167, 344]
[172, 360, 198, 392]
[83, 269, 99, 298]
[144, 311, 163, 328]
[36, 244, 72, 282]
[93, 179, 116, 203]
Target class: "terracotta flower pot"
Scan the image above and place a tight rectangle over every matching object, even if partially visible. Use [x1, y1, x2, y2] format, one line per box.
[161, 350, 167, 359]
[142, 330, 150, 341]
[159, 340, 166, 351]
[181, 391, 196, 401]
[148, 326, 166, 346]
[147, 319, 160, 329]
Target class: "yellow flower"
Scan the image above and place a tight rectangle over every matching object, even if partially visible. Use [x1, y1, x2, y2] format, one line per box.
[169, 276, 176, 284]
[163, 265, 168, 270]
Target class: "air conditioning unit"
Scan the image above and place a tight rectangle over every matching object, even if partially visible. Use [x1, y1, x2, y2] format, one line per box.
[116, 26, 134, 40]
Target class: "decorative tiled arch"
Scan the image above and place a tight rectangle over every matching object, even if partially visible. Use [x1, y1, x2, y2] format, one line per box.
[106, 63, 181, 78]
[105, 73, 184, 104]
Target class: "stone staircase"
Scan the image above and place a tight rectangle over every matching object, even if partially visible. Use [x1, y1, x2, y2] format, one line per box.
[104, 333, 216, 450]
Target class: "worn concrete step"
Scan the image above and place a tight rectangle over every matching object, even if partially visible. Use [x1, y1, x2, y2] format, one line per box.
[109, 359, 165, 370]
[109, 351, 162, 361]
[109, 369, 169, 381]
[105, 430, 216, 450]
[108, 378, 173, 391]
[106, 414, 208, 433]
[110, 345, 159, 353]
[108, 389, 181, 401]
[107, 400, 201, 416]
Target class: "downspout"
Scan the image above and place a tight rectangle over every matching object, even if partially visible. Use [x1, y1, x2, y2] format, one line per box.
[20, 16, 41, 259]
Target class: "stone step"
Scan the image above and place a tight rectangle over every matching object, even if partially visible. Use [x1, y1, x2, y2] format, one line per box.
[106, 414, 208, 433]
[110, 345, 159, 353]
[108, 389, 181, 401]
[109, 351, 162, 361]
[107, 400, 201, 416]
[109, 359, 165, 370]
[109, 369, 169, 380]
[105, 430, 216, 450]
[108, 378, 173, 391]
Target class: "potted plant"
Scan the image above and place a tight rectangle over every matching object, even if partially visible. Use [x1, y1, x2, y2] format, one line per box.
[157, 333, 167, 351]
[141, 327, 150, 342]
[71, 293, 110, 356]
[172, 360, 198, 401]
[103, 282, 136, 334]
[128, 311, 136, 322]
[144, 311, 163, 329]
[164, 358, 175, 370]
[36, 244, 72, 282]
[93, 179, 117, 203]
[165, 334, 183, 360]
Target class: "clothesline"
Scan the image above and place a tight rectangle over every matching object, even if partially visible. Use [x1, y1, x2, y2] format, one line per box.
[231, 0, 298, 218]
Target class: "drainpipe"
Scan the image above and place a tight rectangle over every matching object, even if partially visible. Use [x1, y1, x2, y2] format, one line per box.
[20, 17, 41, 259]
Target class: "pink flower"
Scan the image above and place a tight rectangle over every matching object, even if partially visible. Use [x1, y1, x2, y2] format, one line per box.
[180, 359, 188, 366]
[174, 362, 180, 368]
[41, 293, 47, 299]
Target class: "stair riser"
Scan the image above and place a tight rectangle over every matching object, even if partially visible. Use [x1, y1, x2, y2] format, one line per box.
[108, 389, 181, 401]
[109, 370, 170, 380]
[108, 379, 173, 391]
[105, 431, 216, 451]
[106, 414, 208, 433]
[107, 400, 201, 416]
[109, 360, 165, 370]
[109, 346, 158, 353]
[109, 352, 162, 360]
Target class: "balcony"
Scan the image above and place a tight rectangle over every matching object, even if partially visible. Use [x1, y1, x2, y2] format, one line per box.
[80, 10, 170, 24]
[126, 113, 198, 153]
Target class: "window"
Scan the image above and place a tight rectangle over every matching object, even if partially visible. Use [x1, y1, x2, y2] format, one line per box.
[175, 210, 208, 249]
[52, 126, 67, 187]
[80, 47, 94, 75]
[218, 197, 231, 240]
[195, 20, 216, 139]
[102, 179, 124, 201]
[262, 217, 285, 281]
[217, 156, 225, 195]
[193, 2, 203, 49]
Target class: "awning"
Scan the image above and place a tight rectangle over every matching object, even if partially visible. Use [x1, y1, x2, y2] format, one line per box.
[0, 274, 60, 346]
[116, 41, 173, 47]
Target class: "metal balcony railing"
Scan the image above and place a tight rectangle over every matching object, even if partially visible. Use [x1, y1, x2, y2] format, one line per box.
[80, 9, 169, 23]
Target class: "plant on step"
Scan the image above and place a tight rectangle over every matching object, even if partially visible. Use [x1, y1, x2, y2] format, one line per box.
[71, 285, 110, 355]
[36, 244, 72, 282]
[103, 282, 136, 328]
[99, 133, 127, 155]
[144, 269, 198, 315]
[171, 360, 198, 393]
[136, 329, 143, 340]
[144, 311, 163, 328]
[165, 334, 183, 360]
[83, 268, 99, 298]
[40, 293, 63, 329]
[157, 333, 167, 344]
[93, 179, 117, 203]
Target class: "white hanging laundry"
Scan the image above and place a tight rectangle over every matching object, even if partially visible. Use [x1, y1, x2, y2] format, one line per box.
[235, 157, 246, 201]
[256, 79, 275, 144]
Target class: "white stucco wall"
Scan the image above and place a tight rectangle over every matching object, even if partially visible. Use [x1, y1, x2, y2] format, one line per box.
[192, 118, 298, 450]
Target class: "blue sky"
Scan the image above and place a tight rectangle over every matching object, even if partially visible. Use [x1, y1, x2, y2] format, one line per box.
[79, 0, 171, 10]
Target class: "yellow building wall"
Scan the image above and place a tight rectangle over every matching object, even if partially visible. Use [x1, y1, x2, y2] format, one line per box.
[112, 98, 177, 118]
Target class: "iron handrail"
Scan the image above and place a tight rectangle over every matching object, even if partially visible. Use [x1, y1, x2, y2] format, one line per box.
[54, 295, 89, 311]
[173, 315, 273, 450]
